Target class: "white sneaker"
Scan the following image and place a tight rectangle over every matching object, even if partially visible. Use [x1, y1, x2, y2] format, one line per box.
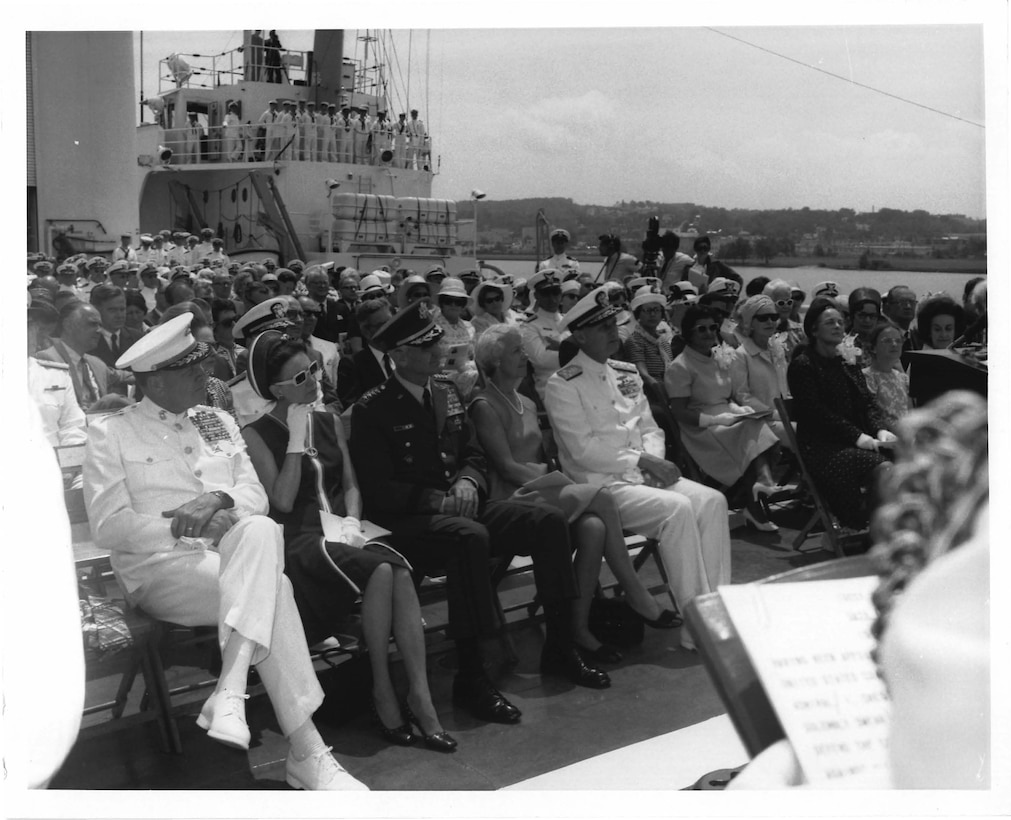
[196, 689, 251, 750]
[286, 746, 369, 791]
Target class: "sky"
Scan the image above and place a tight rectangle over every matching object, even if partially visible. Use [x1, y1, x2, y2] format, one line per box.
[127, 7, 995, 219]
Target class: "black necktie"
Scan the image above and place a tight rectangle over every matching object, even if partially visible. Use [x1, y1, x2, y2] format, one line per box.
[78, 358, 97, 406]
[422, 387, 433, 415]
[382, 353, 393, 378]
[110, 331, 120, 358]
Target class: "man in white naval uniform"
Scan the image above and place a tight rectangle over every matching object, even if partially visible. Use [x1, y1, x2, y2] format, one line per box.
[537, 228, 581, 278]
[544, 290, 731, 649]
[295, 100, 311, 161]
[351, 107, 369, 164]
[28, 296, 87, 447]
[259, 100, 280, 160]
[519, 268, 567, 401]
[406, 108, 426, 169]
[323, 103, 339, 162]
[83, 314, 366, 790]
[337, 105, 353, 163]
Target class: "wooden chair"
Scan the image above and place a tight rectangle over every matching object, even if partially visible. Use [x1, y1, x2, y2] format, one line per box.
[773, 397, 866, 557]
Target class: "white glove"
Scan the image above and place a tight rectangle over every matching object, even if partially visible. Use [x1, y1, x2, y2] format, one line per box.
[699, 412, 738, 428]
[728, 402, 754, 415]
[876, 429, 898, 444]
[856, 433, 879, 451]
[286, 403, 312, 454]
[340, 517, 367, 548]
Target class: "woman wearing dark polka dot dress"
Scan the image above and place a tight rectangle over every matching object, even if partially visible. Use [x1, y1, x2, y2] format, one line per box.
[787, 298, 894, 530]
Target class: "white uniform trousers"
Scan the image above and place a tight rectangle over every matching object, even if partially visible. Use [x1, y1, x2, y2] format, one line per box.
[131, 515, 324, 736]
[608, 478, 731, 609]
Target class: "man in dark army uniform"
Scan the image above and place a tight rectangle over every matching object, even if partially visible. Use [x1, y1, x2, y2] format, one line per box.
[350, 303, 609, 725]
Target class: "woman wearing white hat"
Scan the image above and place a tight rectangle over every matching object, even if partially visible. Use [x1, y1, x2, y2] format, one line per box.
[469, 279, 515, 339]
[436, 277, 479, 399]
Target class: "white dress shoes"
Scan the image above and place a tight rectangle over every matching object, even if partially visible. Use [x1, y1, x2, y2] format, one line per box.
[196, 689, 251, 750]
[286, 746, 370, 791]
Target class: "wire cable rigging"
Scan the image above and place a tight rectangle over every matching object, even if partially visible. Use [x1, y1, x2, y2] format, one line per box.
[706, 27, 984, 129]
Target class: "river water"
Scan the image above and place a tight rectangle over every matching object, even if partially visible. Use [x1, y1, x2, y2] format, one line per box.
[483, 260, 982, 305]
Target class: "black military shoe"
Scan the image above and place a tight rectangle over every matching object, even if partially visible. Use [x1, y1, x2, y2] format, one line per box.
[452, 672, 522, 724]
[541, 642, 611, 689]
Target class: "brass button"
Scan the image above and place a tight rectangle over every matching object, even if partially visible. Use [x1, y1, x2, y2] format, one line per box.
[184, 446, 193, 454]
[194, 469, 202, 477]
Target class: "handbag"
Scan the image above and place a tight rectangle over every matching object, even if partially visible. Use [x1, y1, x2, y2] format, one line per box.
[588, 594, 644, 648]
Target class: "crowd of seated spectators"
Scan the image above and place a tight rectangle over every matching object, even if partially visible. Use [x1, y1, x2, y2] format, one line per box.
[24, 229, 986, 790]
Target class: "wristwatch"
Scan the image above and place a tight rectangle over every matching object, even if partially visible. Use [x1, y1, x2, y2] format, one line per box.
[210, 490, 235, 510]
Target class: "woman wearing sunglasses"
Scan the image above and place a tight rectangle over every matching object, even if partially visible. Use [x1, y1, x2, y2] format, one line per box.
[469, 279, 515, 339]
[666, 305, 781, 531]
[241, 331, 457, 753]
[762, 279, 805, 359]
[435, 277, 480, 399]
[731, 295, 791, 450]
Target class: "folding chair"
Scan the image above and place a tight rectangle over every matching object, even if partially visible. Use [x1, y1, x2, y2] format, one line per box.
[774, 397, 867, 557]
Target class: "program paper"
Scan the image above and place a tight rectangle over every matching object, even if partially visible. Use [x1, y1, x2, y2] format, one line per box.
[719, 576, 891, 786]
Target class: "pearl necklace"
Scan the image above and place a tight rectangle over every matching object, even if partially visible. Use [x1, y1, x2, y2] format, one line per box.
[489, 380, 524, 415]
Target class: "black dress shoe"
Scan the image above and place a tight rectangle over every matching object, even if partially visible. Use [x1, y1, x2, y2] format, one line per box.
[576, 642, 624, 665]
[452, 673, 522, 724]
[402, 703, 458, 753]
[372, 700, 416, 746]
[632, 607, 683, 629]
[541, 642, 611, 689]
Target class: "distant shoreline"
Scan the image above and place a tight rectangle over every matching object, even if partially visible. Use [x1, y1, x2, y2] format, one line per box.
[482, 253, 987, 276]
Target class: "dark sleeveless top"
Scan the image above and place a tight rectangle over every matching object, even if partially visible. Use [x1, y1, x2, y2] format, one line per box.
[247, 410, 348, 538]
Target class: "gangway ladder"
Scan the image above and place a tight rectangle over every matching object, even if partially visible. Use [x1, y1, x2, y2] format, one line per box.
[248, 171, 307, 263]
[169, 181, 209, 234]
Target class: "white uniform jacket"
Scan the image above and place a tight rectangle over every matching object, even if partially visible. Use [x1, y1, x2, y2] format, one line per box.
[519, 306, 566, 399]
[83, 397, 268, 596]
[538, 253, 581, 276]
[28, 358, 87, 447]
[545, 349, 665, 487]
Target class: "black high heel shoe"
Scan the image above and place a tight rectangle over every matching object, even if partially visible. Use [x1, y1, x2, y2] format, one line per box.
[629, 605, 682, 629]
[372, 700, 416, 747]
[401, 702, 458, 753]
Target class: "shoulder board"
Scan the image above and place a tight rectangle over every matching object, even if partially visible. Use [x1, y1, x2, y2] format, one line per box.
[556, 364, 583, 381]
[359, 381, 389, 404]
[37, 359, 70, 370]
[432, 373, 454, 383]
[565, 254, 576, 260]
[520, 313, 537, 323]
[608, 359, 637, 373]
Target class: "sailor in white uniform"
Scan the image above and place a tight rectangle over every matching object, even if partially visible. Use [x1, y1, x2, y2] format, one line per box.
[259, 100, 280, 160]
[323, 104, 338, 162]
[406, 109, 426, 169]
[538, 228, 581, 278]
[519, 268, 567, 400]
[351, 107, 369, 165]
[337, 105, 353, 163]
[544, 290, 731, 648]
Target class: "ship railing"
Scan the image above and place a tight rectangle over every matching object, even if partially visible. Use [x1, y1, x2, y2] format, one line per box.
[157, 46, 311, 94]
[154, 127, 435, 169]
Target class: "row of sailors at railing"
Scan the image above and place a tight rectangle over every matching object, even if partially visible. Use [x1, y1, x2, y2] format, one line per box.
[172, 101, 429, 167]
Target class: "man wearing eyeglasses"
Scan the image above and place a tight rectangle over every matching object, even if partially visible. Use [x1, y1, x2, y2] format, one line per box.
[289, 295, 340, 407]
[883, 285, 923, 365]
[519, 269, 569, 400]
